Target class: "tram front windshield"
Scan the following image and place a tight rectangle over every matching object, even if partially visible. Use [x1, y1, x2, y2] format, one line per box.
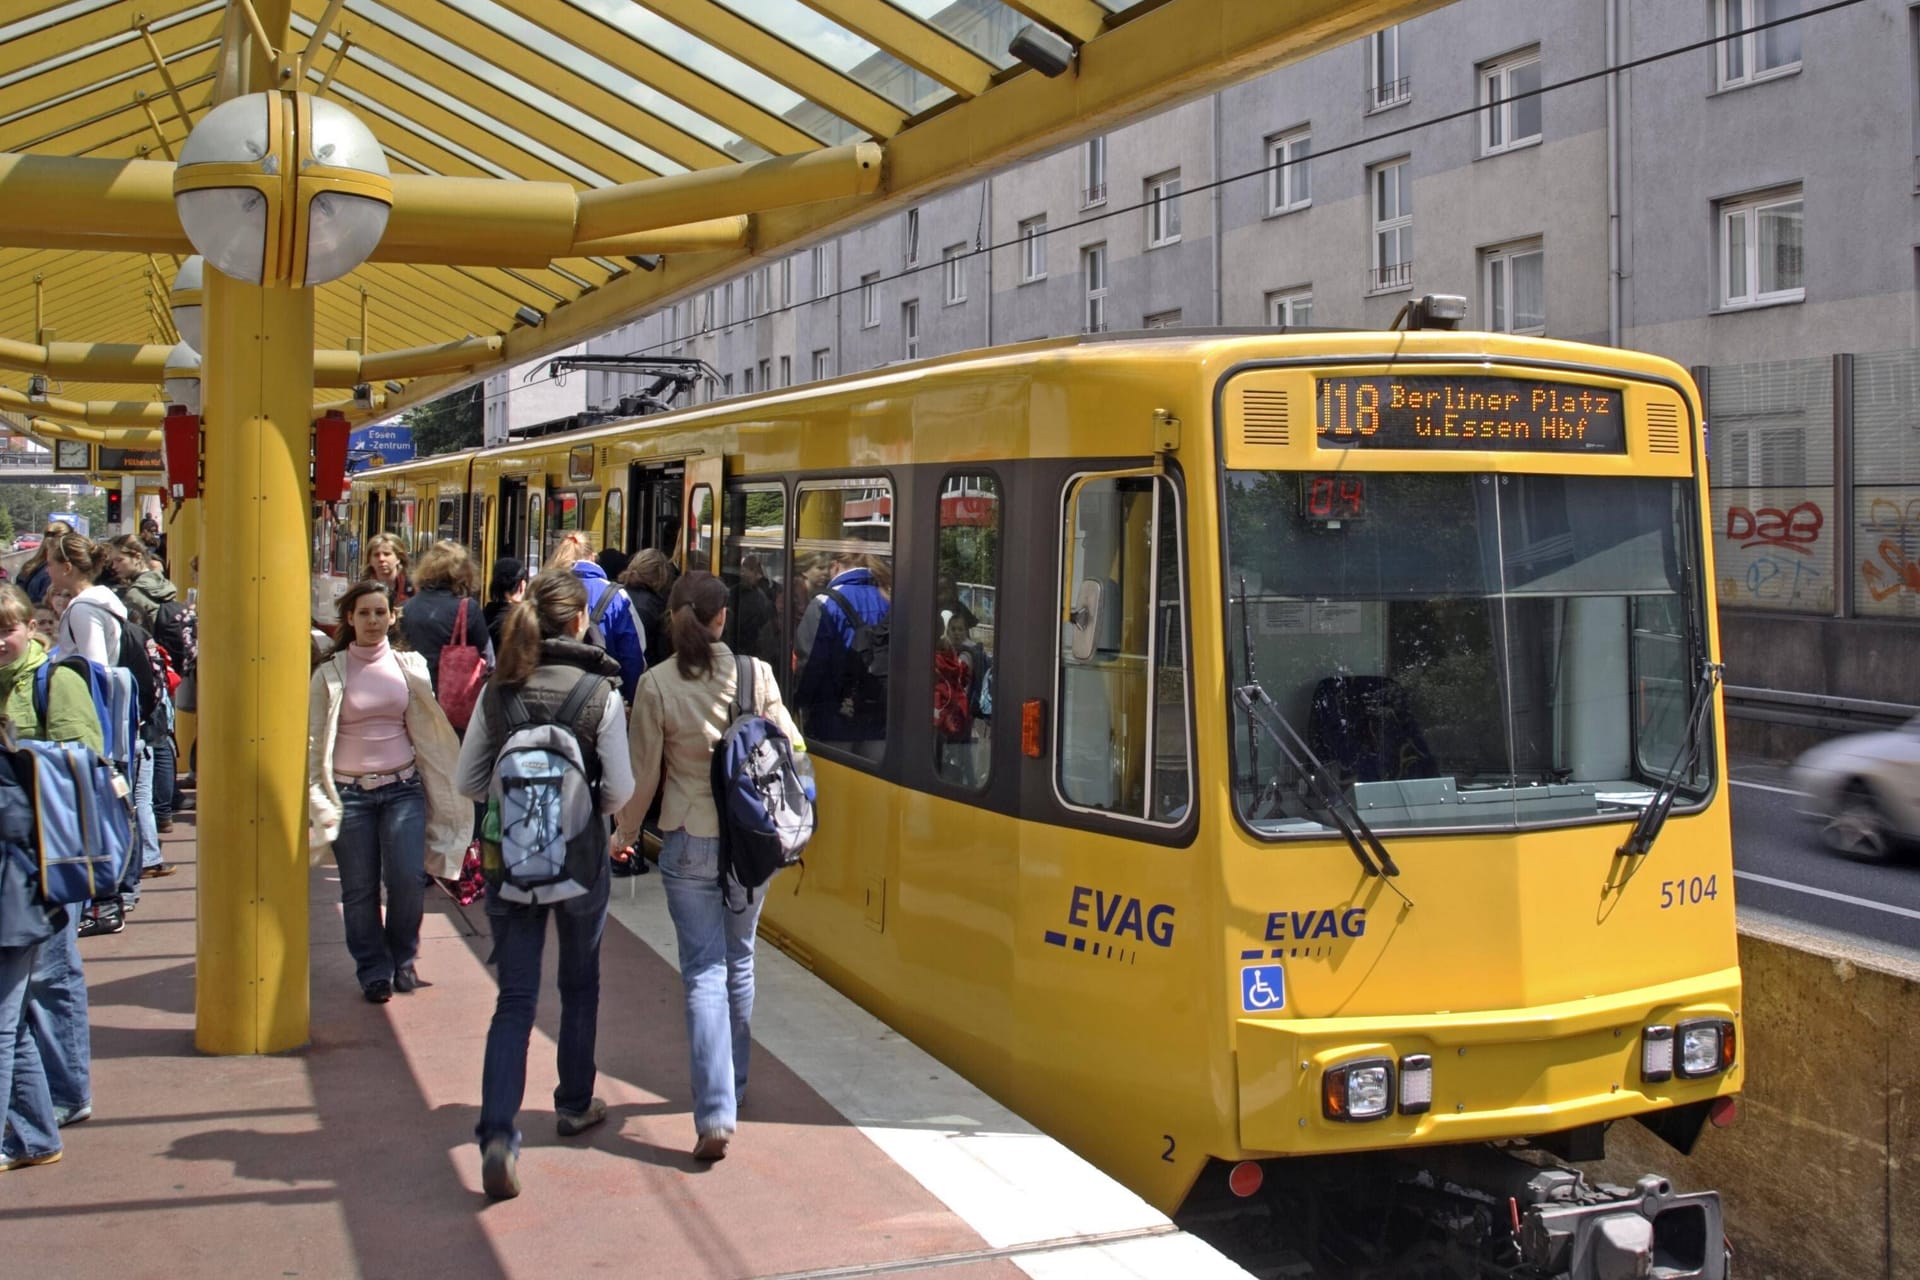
[1223, 471, 1710, 836]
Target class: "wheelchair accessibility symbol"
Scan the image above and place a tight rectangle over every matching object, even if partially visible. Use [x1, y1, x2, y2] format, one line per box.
[1241, 964, 1286, 1013]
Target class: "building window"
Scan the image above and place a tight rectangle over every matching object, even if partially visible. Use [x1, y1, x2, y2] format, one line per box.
[743, 367, 755, 394]
[812, 244, 833, 301]
[1369, 25, 1409, 110]
[1483, 240, 1545, 333]
[1144, 310, 1182, 329]
[1266, 127, 1311, 214]
[1019, 216, 1048, 282]
[812, 348, 831, 380]
[1719, 0, 1801, 90]
[1481, 48, 1542, 155]
[719, 283, 733, 328]
[1083, 243, 1108, 333]
[722, 373, 734, 397]
[1145, 170, 1182, 248]
[905, 207, 920, 265]
[758, 358, 772, 388]
[780, 355, 792, 387]
[1369, 158, 1413, 292]
[780, 256, 794, 307]
[702, 289, 717, 332]
[943, 244, 968, 305]
[1720, 188, 1804, 308]
[745, 271, 760, 319]
[1268, 287, 1313, 327]
[902, 299, 920, 359]
[860, 271, 880, 327]
[1082, 136, 1107, 207]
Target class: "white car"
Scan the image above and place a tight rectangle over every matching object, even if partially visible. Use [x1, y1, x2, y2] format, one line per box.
[1790, 719, 1920, 861]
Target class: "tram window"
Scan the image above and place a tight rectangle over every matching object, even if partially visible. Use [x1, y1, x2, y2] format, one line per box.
[722, 484, 788, 695]
[1056, 473, 1192, 825]
[468, 495, 489, 563]
[527, 492, 544, 568]
[397, 498, 418, 552]
[792, 478, 894, 765]
[604, 489, 625, 552]
[436, 494, 461, 543]
[687, 485, 715, 571]
[934, 474, 1000, 790]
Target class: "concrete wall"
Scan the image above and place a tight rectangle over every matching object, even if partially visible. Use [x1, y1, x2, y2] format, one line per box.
[1593, 920, 1918, 1279]
[1718, 611, 1920, 757]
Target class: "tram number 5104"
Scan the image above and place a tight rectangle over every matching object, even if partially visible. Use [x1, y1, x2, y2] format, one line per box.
[1659, 875, 1719, 909]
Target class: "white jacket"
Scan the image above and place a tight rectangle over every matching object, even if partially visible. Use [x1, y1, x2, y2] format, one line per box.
[307, 648, 472, 878]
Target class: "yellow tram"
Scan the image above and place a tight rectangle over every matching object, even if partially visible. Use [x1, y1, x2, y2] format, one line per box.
[351, 319, 1738, 1275]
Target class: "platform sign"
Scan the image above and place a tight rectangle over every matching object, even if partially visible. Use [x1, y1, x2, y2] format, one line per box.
[349, 423, 414, 472]
[1240, 964, 1286, 1013]
[48, 509, 88, 537]
[96, 446, 163, 473]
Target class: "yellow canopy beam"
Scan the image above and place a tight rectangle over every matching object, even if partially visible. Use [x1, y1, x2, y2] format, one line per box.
[0, 385, 164, 428]
[570, 216, 751, 258]
[25, 417, 160, 449]
[0, 332, 503, 388]
[1001, 0, 1108, 43]
[572, 144, 881, 248]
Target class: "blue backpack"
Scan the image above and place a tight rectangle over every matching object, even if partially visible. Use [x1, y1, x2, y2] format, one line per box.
[35, 654, 138, 775]
[0, 706, 134, 908]
[709, 656, 814, 910]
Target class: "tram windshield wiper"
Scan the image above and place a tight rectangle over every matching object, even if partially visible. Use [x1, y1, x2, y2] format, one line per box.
[1616, 660, 1723, 859]
[1234, 682, 1411, 903]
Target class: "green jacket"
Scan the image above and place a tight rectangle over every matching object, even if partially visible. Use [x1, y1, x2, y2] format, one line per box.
[118, 569, 179, 631]
[0, 643, 105, 753]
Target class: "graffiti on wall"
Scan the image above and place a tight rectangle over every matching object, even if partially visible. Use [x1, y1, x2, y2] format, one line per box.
[1713, 490, 1833, 613]
[1860, 496, 1920, 606]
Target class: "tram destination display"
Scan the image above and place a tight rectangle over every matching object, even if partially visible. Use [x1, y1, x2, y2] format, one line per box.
[1315, 374, 1626, 453]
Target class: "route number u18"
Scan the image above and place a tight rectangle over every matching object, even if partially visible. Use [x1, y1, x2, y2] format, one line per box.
[1659, 875, 1719, 909]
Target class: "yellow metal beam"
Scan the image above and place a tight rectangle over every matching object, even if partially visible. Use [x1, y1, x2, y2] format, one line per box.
[572, 143, 881, 246]
[24, 417, 160, 448]
[0, 1, 197, 81]
[479, 0, 823, 157]
[137, 20, 200, 130]
[0, 385, 165, 427]
[0, 155, 191, 254]
[0, 331, 501, 387]
[634, 0, 905, 139]
[0, 53, 212, 151]
[296, 0, 350, 78]
[1, 11, 225, 118]
[571, 216, 751, 257]
[792, 0, 995, 98]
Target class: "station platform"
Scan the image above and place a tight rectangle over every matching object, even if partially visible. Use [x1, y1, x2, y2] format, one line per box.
[1, 817, 1247, 1280]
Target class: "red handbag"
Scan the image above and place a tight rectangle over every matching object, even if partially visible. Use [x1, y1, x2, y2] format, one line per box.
[437, 598, 487, 733]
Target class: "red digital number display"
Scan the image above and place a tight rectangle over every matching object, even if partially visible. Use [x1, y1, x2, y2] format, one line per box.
[1302, 474, 1365, 521]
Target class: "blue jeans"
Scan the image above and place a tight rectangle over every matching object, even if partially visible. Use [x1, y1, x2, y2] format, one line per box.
[26, 913, 89, 1120]
[333, 774, 427, 989]
[0, 941, 60, 1162]
[476, 859, 608, 1149]
[659, 830, 764, 1137]
[151, 730, 176, 823]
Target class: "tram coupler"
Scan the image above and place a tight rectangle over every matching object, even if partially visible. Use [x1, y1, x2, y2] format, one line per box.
[1512, 1168, 1724, 1279]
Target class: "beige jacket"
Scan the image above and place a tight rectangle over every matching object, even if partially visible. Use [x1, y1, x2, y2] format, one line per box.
[618, 644, 803, 843]
[307, 648, 473, 878]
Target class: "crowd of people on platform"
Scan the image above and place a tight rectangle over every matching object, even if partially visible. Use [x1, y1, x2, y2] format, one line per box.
[2, 514, 918, 1196]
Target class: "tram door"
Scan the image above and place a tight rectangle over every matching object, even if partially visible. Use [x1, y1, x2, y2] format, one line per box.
[626, 462, 685, 563]
[683, 455, 721, 574]
[498, 477, 527, 566]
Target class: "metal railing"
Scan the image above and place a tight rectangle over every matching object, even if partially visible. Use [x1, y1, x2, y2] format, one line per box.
[1080, 182, 1107, 207]
[1368, 261, 1413, 292]
[1369, 77, 1411, 110]
[1724, 685, 1918, 735]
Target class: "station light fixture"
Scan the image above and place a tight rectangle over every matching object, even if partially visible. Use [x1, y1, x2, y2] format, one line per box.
[625, 254, 661, 271]
[163, 342, 202, 416]
[172, 93, 392, 287]
[513, 305, 545, 327]
[162, 341, 202, 502]
[26, 374, 49, 404]
[1322, 1057, 1393, 1122]
[1009, 23, 1075, 77]
[384, 380, 405, 395]
[169, 256, 204, 351]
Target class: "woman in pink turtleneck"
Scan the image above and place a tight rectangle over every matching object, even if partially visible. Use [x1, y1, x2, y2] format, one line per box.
[307, 580, 468, 1004]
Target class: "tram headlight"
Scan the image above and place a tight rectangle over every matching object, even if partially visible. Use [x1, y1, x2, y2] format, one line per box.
[1676, 1019, 1736, 1078]
[1398, 1054, 1433, 1115]
[1641, 1025, 1675, 1083]
[1323, 1057, 1393, 1122]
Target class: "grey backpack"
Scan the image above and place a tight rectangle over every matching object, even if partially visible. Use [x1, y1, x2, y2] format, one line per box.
[487, 672, 606, 904]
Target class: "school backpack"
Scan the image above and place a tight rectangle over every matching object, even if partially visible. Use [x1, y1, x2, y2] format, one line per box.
[151, 599, 198, 679]
[822, 586, 889, 723]
[34, 654, 139, 776]
[482, 671, 610, 905]
[0, 704, 134, 907]
[710, 656, 814, 909]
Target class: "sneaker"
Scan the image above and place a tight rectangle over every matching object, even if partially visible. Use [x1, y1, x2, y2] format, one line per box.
[363, 980, 393, 1004]
[693, 1129, 732, 1162]
[0, 1149, 63, 1173]
[55, 1101, 92, 1127]
[77, 905, 124, 937]
[556, 1097, 607, 1138]
[480, 1136, 520, 1200]
[141, 863, 178, 879]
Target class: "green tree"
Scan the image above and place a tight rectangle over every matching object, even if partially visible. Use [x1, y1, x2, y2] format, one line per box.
[403, 384, 483, 457]
[0, 507, 14, 544]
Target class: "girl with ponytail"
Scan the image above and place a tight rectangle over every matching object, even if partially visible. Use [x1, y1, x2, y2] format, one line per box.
[615, 570, 804, 1163]
[451, 569, 634, 1201]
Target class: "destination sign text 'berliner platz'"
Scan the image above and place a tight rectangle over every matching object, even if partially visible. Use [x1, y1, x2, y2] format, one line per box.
[1314, 375, 1627, 453]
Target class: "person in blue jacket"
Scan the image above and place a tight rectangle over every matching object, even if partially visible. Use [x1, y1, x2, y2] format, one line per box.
[546, 533, 645, 703]
[793, 552, 890, 760]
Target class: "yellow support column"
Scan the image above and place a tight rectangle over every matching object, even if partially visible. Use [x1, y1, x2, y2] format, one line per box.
[195, 270, 314, 1054]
